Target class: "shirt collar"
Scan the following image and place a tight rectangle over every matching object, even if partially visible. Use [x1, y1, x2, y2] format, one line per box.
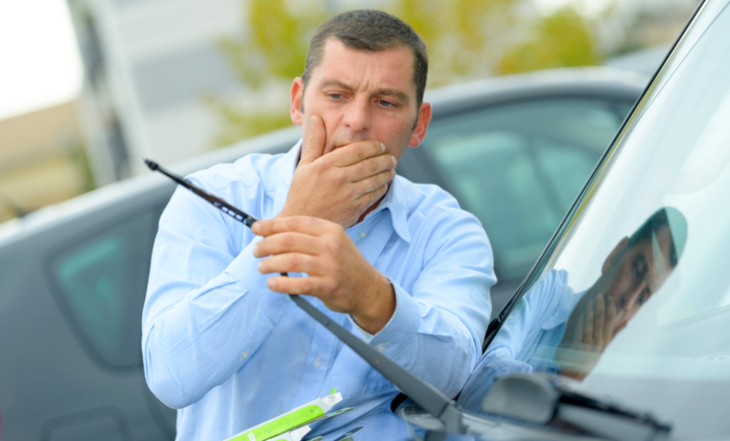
[365, 176, 411, 243]
[273, 139, 411, 243]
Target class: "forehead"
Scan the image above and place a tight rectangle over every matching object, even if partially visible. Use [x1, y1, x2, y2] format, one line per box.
[310, 38, 416, 92]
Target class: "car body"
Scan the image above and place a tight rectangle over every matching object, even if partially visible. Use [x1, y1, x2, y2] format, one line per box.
[0, 67, 645, 440]
[395, 0, 730, 439]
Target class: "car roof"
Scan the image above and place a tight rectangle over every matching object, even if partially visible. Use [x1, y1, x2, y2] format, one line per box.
[0, 66, 647, 247]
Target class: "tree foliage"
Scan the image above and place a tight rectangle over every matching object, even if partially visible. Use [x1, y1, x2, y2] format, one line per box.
[496, 6, 601, 75]
[207, 0, 599, 147]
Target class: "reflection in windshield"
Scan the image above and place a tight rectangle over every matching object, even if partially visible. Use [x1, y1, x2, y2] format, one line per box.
[458, 207, 687, 411]
[437, 1, 730, 438]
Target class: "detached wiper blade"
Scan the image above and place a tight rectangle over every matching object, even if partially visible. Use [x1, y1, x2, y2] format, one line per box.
[481, 373, 671, 441]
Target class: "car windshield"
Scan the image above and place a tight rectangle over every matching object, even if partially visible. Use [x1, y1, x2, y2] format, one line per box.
[459, 0, 730, 438]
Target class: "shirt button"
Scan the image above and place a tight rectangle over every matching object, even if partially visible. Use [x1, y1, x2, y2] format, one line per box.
[312, 358, 321, 368]
[241, 351, 249, 359]
[375, 343, 386, 352]
[359, 231, 367, 239]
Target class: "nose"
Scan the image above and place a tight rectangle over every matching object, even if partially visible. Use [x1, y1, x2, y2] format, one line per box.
[342, 97, 372, 134]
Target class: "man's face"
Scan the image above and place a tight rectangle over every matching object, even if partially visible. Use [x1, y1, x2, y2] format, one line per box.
[593, 226, 674, 337]
[290, 38, 431, 160]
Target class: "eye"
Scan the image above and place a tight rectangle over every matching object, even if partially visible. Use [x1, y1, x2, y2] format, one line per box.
[329, 93, 343, 100]
[632, 255, 648, 281]
[638, 288, 651, 305]
[379, 99, 395, 107]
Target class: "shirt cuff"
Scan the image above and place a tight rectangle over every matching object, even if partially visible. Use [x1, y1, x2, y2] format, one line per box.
[349, 278, 421, 353]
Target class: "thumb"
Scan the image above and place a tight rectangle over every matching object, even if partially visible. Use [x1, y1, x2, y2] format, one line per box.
[300, 115, 326, 164]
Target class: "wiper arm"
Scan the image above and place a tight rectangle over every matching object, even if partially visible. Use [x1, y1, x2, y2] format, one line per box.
[481, 373, 671, 441]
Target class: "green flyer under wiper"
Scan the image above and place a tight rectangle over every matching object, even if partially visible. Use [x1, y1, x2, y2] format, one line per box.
[225, 390, 351, 441]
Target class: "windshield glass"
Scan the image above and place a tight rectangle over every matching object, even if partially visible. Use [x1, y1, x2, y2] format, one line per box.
[459, 0, 730, 438]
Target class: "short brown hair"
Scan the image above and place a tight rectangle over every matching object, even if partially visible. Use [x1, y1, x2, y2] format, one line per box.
[302, 9, 428, 110]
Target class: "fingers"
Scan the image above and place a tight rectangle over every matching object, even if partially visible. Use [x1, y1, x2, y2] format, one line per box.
[329, 140, 387, 167]
[582, 293, 616, 350]
[253, 231, 323, 259]
[357, 173, 391, 205]
[300, 116, 327, 164]
[258, 252, 320, 276]
[252, 216, 336, 237]
[605, 294, 616, 343]
[584, 299, 594, 345]
[594, 294, 605, 346]
[348, 153, 397, 183]
[266, 275, 316, 294]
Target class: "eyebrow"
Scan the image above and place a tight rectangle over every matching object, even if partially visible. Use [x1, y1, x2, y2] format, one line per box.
[318, 79, 410, 103]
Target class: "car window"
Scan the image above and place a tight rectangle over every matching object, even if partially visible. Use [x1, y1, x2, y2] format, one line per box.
[421, 98, 626, 280]
[46, 208, 161, 369]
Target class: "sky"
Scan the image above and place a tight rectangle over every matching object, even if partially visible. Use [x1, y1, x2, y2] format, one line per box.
[0, 0, 83, 120]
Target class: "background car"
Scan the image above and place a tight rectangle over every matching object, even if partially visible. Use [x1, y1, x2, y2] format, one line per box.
[0, 67, 645, 440]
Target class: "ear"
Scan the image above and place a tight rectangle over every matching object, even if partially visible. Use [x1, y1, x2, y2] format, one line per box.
[290, 77, 304, 126]
[602, 236, 630, 274]
[407, 102, 432, 148]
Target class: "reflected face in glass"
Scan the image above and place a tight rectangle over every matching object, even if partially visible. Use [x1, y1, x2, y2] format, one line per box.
[593, 225, 674, 337]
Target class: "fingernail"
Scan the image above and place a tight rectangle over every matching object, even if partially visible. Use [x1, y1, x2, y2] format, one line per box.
[380, 142, 386, 152]
[310, 116, 314, 130]
[252, 222, 261, 234]
[391, 155, 397, 166]
[253, 244, 259, 256]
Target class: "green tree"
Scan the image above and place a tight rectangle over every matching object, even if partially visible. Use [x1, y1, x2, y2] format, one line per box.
[206, 0, 600, 147]
[496, 6, 602, 75]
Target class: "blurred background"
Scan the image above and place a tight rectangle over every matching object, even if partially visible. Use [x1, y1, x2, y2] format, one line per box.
[0, 0, 698, 224]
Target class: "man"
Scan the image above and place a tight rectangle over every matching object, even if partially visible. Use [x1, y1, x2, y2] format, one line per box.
[457, 207, 687, 412]
[143, 10, 495, 441]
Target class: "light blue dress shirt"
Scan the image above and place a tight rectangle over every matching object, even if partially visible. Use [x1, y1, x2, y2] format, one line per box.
[142, 142, 496, 441]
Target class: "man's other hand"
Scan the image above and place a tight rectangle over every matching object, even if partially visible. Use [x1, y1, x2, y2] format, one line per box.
[555, 294, 616, 380]
[278, 115, 397, 228]
[252, 216, 395, 334]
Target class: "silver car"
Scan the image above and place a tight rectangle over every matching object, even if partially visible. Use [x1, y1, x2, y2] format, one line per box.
[0, 67, 643, 440]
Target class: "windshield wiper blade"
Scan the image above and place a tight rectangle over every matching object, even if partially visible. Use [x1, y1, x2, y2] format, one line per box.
[481, 373, 671, 441]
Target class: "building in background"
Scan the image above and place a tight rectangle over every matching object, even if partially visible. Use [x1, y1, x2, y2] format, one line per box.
[66, 0, 248, 182]
[0, 101, 92, 223]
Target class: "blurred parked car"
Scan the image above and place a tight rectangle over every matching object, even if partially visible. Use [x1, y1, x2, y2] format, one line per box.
[0, 67, 645, 440]
[395, 0, 730, 439]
